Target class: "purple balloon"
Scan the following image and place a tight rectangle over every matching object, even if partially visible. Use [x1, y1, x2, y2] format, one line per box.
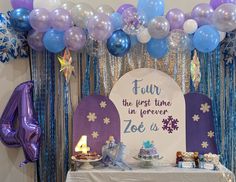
[210, 0, 236, 9]
[50, 8, 72, 31]
[0, 81, 41, 166]
[166, 8, 185, 30]
[117, 3, 134, 14]
[185, 12, 193, 20]
[64, 27, 87, 51]
[27, 30, 45, 51]
[11, 0, 33, 10]
[29, 8, 50, 32]
[87, 13, 113, 41]
[192, 3, 214, 26]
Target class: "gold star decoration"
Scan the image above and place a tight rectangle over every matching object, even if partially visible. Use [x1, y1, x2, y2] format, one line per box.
[103, 117, 111, 125]
[208, 131, 215, 138]
[201, 141, 209, 149]
[58, 49, 75, 83]
[91, 131, 99, 139]
[200, 103, 211, 113]
[87, 112, 97, 122]
[100, 101, 107, 108]
[192, 114, 200, 122]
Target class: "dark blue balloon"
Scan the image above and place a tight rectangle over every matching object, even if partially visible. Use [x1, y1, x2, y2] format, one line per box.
[107, 30, 131, 57]
[43, 29, 65, 53]
[147, 38, 168, 59]
[10, 8, 31, 32]
[193, 25, 220, 53]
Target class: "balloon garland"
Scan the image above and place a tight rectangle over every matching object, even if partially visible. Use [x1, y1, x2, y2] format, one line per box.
[0, 0, 235, 60]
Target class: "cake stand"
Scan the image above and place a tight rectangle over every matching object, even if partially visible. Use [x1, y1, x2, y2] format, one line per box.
[133, 156, 163, 168]
[71, 156, 102, 170]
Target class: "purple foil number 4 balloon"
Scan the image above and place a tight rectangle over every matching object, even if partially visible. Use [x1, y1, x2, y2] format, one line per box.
[0, 81, 41, 167]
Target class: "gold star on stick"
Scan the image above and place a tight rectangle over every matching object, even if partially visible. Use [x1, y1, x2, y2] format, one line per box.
[58, 49, 75, 83]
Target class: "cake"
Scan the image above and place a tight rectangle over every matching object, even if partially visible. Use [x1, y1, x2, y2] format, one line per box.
[74, 152, 101, 160]
[138, 141, 159, 159]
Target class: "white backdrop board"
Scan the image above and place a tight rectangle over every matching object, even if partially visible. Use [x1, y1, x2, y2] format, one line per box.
[109, 68, 186, 164]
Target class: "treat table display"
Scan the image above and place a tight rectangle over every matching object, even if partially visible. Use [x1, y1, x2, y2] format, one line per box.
[66, 164, 235, 182]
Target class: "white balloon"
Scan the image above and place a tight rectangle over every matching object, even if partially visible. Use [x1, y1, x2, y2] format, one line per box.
[219, 31, 226, 42]
[34, 0, 62, 11]
[183, 19, 198, 34]
[137, 28, 151, 44]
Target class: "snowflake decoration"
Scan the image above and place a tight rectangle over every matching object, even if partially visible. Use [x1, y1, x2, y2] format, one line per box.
[221, 32, 236, 66]
[103, 117, 110, 125]
[91, 131, 99, 139]
[87, 112, 97, 122]
[201, 141, 208, 149]
[192, 114, 200, 122]
[100, 101, 107, 108]
[162, 116, 179, 134]
[200, 103, 210, 113]
[0, 12, 28, 63]
[208, 131, 214, 138]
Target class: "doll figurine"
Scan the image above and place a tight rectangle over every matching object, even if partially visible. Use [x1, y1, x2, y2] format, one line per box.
[194, 152, 199, 168]
[176, 151, 183, 165]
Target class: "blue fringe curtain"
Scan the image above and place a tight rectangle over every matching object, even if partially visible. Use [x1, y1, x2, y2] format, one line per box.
[190, 32, 236, 174]
[30, 34, 235, 181]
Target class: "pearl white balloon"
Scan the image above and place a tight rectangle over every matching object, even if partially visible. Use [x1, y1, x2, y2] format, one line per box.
[70, 3, 94, 28]
[183, 19, 198, 34]
[34, 0, 62, 11]
[137, 28, 151, 44]
[60, 1, 76, 12]
[219, 31, 226, 42]
[96, 4, 114, 16]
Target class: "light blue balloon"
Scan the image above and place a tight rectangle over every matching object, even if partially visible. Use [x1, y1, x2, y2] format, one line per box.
[130, 35, 138, 47]
[111, 12, 123, 30]
[43, 29, 65, 53]
[193, 25, 220, 53]
[137, 0, 164, 23]
[147, 38, 168, 59]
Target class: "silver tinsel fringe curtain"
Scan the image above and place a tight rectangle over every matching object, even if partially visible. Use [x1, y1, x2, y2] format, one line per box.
[31, 34, 235, 181]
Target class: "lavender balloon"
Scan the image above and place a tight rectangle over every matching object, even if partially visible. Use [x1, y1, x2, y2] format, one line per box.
[0, 81, 41, 166]
[50, 8, 72, 31]
[117, 4, 134, 14]
[27, 30, 44, 51]
[87, 13, 113, 41]
[192, 3, 214, 26]
[29, 8, 50, 32]
[148, 16, 170, 39]
[213, 3, 236, 32]
[166, 8, 185, 30]
[11, 0, 33, 10]
[64, 27, 87, 51]
[210, 0, 236, 9]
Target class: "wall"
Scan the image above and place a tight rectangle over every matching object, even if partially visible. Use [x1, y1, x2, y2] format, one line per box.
[0, 0, 208, 181]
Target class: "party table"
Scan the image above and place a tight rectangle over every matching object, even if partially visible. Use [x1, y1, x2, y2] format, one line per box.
[66, 164, 235, 182]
